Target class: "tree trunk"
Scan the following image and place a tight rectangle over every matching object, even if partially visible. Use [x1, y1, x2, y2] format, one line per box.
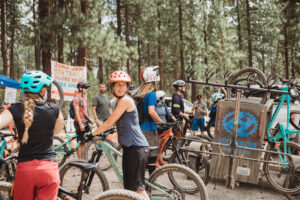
[291, 46, 295, 79]
[57, 0, 64, 63]
[77, 0, 87, 66]
[116, 0, 121, 36]
[33, 0, 41, 70]
[157, 2, 162, 89]
[98, 57, 104, 83]
[261, 51, 265, 73]
[137, 37, 141, 85]
[191, 57, 196, 102]
[204, 14, 208, 65]
[236, 0, 242, 68]
[9, 6, 15, 79]
[124, 3, 130, 74]
[1, 0, 9, 76]
[178, 0, 185, 81]
[246, 0, 253, 68]
[39, 0, 52, 76]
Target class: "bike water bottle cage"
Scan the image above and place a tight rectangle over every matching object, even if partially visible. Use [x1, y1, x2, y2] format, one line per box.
[21, 71, 53, 93]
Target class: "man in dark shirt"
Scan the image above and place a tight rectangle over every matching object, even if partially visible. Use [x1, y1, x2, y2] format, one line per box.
[171, 80, 189, 120]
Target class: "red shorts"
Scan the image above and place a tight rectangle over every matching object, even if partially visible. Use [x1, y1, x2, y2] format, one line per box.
[14, 159, 60, 200]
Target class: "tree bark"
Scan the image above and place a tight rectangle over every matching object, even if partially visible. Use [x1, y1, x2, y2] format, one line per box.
[246, 0, 253, 67]
[261, 51, 265, 73]
[98, 57, 104, 83]
[124, 3, 130, 74]
[236, 0, 242, 68]
[57, 0, 64, 63]
[291, 46, 295, 79]
[137, 37, 141, 85]
[204, 14, 208, 65]
[77, 0, 87, 66]
[33, 0, 41, 70]
[9, 5, 15, 79]
[178, 0, 185, 81]
[1, 0, 9, 76]
[39, 0, 52, 76]
[157, 2, 162, 89]
[116, 0, 121, 36]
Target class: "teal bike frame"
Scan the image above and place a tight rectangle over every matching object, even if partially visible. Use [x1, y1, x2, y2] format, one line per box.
[54, 132, 82, 156]
[266, 86, 300, 165]
[94, 139, 176, 200]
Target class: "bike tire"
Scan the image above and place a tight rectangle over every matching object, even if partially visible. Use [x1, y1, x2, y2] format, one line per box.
[168, 151, 210, 185]
[146, 163, 209, 200]
[53, 136, 67, 167]
[227, 67, 268, 100]
[60, 160, 109, 200]
[264, 141, 300, 195]
[206, 118, 214, 139]
[185, 135, 213, 159]
[0, 181, 12, 200]
[52, 79, 64, 108]
[286, 157, 300, 199]
[94, 189, 145, 200]
[84, 137, 120, 171]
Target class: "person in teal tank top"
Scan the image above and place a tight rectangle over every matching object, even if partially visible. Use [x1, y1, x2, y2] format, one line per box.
[89, 71, 150, 200]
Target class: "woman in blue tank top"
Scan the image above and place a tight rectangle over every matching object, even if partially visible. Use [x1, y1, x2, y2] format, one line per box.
[89, 71, 150, 200]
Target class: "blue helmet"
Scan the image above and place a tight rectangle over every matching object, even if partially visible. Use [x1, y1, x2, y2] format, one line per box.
[21, 71, 54, 93]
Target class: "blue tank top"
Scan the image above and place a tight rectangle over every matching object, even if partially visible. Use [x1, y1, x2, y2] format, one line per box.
[116, 109, 149, 147]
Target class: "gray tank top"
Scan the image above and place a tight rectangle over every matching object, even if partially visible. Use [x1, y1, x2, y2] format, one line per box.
[116, 109, 149, 147]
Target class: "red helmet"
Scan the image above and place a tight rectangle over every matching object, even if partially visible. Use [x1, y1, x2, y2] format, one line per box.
[140, 66, 160, 83]
[109, 71, 131, 83]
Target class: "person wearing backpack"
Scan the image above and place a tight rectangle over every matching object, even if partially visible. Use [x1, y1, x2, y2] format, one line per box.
[0, 71, 64, 199]
[73, 81, 91, 159]
[86, 71, 150, 200]
[133, 66, 164, 175]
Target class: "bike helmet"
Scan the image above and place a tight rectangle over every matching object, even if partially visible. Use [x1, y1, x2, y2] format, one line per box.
[21, 70, 53, 93]
[140, 66, 160, 83]
[211, 92, 224, 103]
[109, 71, 131, 83]
[172, 80, 186, 88]
[77, 82, 90, 90]
[156, 90, 166, 101]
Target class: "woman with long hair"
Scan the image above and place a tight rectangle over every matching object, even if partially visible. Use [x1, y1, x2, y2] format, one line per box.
[0, 71, 64, 199]
[88, 71, 150, 200]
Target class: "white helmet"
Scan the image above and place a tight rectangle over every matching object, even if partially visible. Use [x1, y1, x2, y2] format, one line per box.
[172, 80, 186, 88]
[211, 92, 224, 102]
[140, 66, 160, 83]
[156, 90, 166, 101]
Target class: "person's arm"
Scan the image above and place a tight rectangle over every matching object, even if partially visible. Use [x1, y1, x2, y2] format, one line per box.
[92, 96, 131, 136]
[148, 106, 164, 123]
[164, 103, 177, 122]
[0, 110, 13, 129]
[201, 104, 208, 115]
[54, 111, 64, 135]
[92, 105, 101, 127]
[73, 97, 84, 131]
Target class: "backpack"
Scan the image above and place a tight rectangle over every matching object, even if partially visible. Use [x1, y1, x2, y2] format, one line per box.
[133, 96, 152, 124]
[69, 97, 82, 119]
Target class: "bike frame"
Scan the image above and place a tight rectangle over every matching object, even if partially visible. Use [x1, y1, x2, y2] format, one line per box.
[266, 86, 300, 164]
[54, 133, 81, 155]
[94, 138, 175, 200]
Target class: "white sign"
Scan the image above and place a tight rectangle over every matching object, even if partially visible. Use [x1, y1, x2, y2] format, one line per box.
[236, 167, 251, 176]
[4, 87, 17, 104]
[51, 61, 87, 101]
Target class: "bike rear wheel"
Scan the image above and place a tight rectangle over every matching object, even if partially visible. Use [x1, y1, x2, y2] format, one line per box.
[146, 163, 209, 200]
[60, 160, 109, 200]
[53, 136, 67, 167]
[0, 181, 12, 200]
[264, 141, 300, 195]
[94, 189, 145, 200]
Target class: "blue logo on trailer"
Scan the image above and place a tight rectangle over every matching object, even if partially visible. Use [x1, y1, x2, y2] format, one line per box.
[222, 111, 258, 137]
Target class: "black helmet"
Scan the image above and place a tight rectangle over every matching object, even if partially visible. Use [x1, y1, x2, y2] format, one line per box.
[77, 82, 90, 90]
[173, 80, 186, 88]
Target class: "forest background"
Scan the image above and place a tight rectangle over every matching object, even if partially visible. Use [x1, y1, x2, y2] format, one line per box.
[0, 0, 299, 116]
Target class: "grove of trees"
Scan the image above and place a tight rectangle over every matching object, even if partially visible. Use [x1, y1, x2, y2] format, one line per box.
[0, 0, 299, 102]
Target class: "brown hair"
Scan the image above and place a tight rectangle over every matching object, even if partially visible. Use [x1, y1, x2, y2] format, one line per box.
[133, 82, 155, 98]
[22, 87, 46, 144]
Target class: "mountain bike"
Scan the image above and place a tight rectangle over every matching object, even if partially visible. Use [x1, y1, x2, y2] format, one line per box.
[60, 128, 209, 200]
[93, 189, 146, 200]
[52, 118, 116, 169]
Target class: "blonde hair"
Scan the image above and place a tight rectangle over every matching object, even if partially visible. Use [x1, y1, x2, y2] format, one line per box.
[133, 82, 155, 98]
[22, 87, 46, 144]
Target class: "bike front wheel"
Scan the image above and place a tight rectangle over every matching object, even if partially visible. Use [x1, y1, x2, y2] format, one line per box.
[60, 160, 109, 200]
[264, 141, 300, 195]
[94, 189, 145, 200]
[146, 163, 209, 200]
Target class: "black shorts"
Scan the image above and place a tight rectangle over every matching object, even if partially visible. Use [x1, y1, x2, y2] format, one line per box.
[73, 121, 91, 144]
[122, 146, 149, 191]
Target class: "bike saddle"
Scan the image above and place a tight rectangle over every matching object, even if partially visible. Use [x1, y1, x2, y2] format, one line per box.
[149, 146, 158, 151]
[68, 161, 98, 170]
[58, 186, 75, 197]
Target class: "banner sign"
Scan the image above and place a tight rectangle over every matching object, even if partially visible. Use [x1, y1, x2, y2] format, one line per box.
[51, 61, 86, 101]
[4, 87, 17, 104]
